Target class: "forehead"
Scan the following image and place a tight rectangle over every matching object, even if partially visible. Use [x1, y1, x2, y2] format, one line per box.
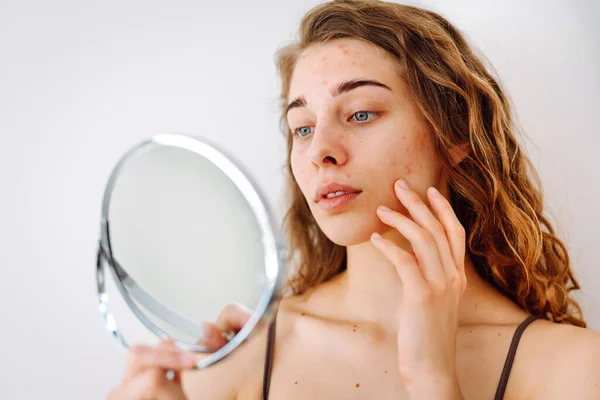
[288, 38, 402, 100]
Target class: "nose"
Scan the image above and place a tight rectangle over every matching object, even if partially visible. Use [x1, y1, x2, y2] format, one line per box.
[308, 124, 348, 168]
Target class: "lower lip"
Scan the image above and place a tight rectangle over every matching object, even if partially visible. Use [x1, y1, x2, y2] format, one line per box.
[317, 192, 362, 211]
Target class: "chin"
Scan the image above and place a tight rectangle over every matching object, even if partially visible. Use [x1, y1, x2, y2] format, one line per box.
[314, 212, 379, 247]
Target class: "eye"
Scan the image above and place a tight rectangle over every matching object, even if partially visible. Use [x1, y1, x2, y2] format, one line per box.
[293, 126, 315, 138]
[350, 111, 378, 123]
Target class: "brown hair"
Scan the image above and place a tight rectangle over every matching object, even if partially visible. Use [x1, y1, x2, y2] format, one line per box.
[275, 0, 585, 326]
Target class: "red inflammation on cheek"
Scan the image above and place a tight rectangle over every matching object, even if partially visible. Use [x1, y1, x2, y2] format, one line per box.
[404, 162, 413, 175]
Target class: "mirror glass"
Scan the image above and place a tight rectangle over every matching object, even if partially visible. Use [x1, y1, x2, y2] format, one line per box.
[97, 135, 282, 365]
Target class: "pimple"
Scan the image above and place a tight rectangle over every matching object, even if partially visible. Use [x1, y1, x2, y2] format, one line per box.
[404, 162, 413, 175]
[336, 44, 349, 55]
[322, 79, 328, 85]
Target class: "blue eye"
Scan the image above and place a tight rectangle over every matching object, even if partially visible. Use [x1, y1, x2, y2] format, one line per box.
[351, 111, 376, 123]
[295, 126, 314, 138]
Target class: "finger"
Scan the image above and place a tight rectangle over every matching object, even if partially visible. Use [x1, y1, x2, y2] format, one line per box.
[376, 204, 446, 286]
[393, 179, 457, 280]
[123, 345, 196, 382]
[370, 232, 428, 294]
[158, 339, 183, 384]
[110, 368, 187, 400]
[197, 322, 228, 351]
[214, 302, 252, 333]
[427, 186, 467, 291]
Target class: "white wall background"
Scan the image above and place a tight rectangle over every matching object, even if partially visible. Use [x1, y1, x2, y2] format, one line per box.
[0, 0, 598, 398]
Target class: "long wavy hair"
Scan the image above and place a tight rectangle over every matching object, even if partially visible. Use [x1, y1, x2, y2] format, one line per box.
[275, 0, 585, 327]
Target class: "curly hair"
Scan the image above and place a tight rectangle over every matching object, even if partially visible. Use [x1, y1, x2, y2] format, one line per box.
[275, 0, 585, 327]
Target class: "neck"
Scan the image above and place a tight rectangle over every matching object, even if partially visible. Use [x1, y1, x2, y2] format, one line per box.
[330, 231, 501, 331]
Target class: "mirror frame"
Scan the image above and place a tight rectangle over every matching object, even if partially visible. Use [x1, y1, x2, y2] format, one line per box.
[95, 133, 287, 369]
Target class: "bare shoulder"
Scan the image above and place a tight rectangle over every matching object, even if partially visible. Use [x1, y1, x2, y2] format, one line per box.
[180, 319, 272, 400]
[519, 319, 600, 399]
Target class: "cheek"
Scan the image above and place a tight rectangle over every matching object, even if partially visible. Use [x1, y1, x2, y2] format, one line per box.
[290, 149, 309, 191]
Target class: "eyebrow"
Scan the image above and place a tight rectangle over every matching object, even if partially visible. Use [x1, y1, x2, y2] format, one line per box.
[285, 79, 392, 114]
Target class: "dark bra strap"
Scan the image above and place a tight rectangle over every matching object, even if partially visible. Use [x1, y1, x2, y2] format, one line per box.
[262, 307, 279, 400]
[493, 315, 543, 400]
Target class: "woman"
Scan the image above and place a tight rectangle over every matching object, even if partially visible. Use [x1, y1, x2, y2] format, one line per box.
[107, 1, 600, 399]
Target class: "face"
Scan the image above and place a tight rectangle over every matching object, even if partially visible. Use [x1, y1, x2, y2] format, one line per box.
[287, 38, 445, 246]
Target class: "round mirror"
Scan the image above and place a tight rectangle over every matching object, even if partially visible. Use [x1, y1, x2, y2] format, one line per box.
[95, 133, 287, 369]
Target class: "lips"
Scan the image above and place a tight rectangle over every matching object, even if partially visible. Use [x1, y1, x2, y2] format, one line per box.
[315, 183, 362, 202]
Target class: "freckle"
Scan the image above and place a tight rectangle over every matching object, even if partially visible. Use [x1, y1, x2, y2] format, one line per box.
[355, 383, 360, 388]
[469, 330, 472, 333]
[497, 333, 501, 336]
[385, 370, 388, 374]
[474, 304, 478, 308]
[301, 312, 306, 316]
[295, 381, 298, 384]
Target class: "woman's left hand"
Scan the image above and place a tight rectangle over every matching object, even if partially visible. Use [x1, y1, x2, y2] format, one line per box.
[370, 179, 467, 399]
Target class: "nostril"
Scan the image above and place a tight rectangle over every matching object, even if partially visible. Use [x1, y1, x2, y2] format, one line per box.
[324, 156, 337, 164]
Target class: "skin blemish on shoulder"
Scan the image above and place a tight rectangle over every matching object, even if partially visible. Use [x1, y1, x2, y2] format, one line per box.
[355, 383, 360, 388]
[384, 370, 388, 374]
[295, 381, 298, 384]
[322, 79, 328, 85]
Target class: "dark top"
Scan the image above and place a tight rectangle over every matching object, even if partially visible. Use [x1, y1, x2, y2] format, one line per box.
[262, 307, 542, 400]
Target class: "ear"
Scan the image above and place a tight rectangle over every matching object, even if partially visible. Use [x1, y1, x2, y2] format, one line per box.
[448, 142, 471, 166]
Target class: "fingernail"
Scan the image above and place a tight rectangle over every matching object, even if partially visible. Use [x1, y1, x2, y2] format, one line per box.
[371, 232, 382, 241]
[378, 205, 391, 212]
[396, 179, 409, 190]
[180, 352, 197, 365]
[201, 322, 213, 340]
[429, 186, 441, 197]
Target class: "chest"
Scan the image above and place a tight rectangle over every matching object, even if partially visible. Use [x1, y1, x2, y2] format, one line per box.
[243, 324, 531, 400]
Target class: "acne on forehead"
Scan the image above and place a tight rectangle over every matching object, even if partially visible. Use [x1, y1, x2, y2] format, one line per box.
[290, 43, 378, 98]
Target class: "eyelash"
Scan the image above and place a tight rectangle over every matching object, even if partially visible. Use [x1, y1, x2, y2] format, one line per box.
[292, 111, 380, 138]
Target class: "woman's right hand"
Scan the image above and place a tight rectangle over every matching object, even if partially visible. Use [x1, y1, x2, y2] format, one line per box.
[106, 302, 253, 399]
[106, 339, 196, 400]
